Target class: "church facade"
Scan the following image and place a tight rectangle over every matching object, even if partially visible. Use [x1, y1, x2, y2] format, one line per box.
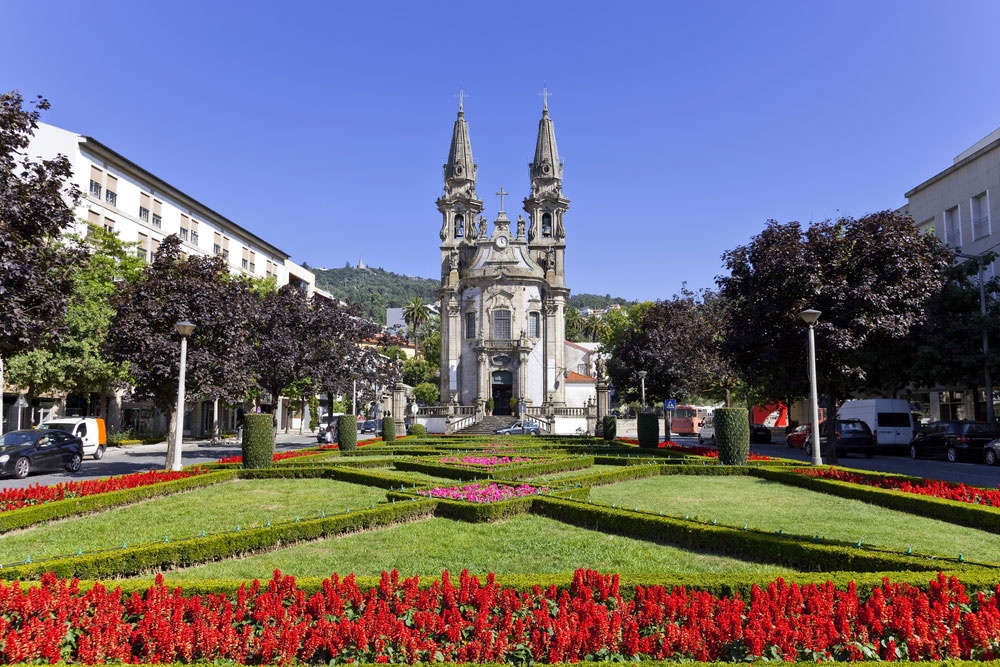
[436, 100, 572, 416]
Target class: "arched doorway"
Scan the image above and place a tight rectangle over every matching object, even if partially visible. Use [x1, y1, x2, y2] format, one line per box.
[491, 370, 513, 416]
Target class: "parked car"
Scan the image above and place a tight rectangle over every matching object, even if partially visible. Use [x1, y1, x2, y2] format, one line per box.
[0, 429, 84, 479]
[494, 420, 540, 436]
[786, 423, 814, 448]
[983, 439, 1000, 466]
[360, 420, 377, 434]
[794, 420, 875, 458]
[41, 417, 107, 460]
[909, 420, 998, 462]
[697, 415, 715, 444]
[750, 423, 772, 444]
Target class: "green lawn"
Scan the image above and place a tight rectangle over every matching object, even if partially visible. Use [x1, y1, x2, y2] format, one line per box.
[170, 513, 795, 580]
[0, 479, 387, 562]
[590, 475, 1000, 562]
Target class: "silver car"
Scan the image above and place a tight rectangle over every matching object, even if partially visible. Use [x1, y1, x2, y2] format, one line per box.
[493, 421, 540, 436]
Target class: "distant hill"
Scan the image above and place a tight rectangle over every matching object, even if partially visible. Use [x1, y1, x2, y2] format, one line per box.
[308, 263, 635, 324]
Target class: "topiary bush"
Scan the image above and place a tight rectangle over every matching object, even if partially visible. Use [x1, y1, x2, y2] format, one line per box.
[382, 416, 396, 442]
[602, 415, 617, 442]
[637, 412, 659, 449]
[408, 423, 427, 436]
[715, 407, 750, 465]
[241, 413, 274, 468]
[337, 414, 357, 451]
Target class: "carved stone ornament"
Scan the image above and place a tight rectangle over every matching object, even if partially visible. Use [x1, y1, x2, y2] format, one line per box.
[492, 354, 511, 366]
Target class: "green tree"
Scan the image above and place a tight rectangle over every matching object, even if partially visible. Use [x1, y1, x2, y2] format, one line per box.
[0, 92, 87, 425]
[403, 356, 433, 387]
[413, 381, 440, 405]
[564, 307, 586, 342]
[402, 297, 430, 357]
[7, 228, 144, 413]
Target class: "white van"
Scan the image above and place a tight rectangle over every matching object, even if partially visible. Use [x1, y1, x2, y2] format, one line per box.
[837, 399, 915, 451]
[42, 417, 107, 460]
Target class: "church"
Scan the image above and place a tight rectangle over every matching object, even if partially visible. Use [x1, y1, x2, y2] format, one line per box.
[436, 97, 594, 419]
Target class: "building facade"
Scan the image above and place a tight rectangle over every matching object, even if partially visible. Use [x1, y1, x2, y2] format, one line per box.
[4, 123, 320, 435]
[900, 126, 1000, 421]
[437, 100, 583, 416]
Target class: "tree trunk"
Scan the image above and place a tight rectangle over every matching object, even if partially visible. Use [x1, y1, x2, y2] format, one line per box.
[0, 354, 5, 432]
[825, 388, 839, 465]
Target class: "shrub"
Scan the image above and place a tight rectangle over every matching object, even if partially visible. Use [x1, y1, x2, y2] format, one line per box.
[241, 414, 274, 469]
[715, 407, 750, 465]
[337, 414, 357, 451]
[485, 397, 495, 414]
[308, 395, 319, 431]
[382, 416, 396, 442]
[637, 412, 659, 449]
[602, 415, 617, 441]
[408, 423, 427, 436]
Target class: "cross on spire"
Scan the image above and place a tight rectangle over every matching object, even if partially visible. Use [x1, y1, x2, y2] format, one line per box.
[539, 85, 551, 111]
[455, 86, 466, 112]
[496, 187, 508, 211]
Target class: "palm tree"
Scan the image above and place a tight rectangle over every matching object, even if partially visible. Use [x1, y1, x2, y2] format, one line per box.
[402, 297, 430, 358]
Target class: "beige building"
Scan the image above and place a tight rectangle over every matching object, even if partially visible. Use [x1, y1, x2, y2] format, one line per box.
[900, 126, 1000, 421]
[4, 123, 320, 435]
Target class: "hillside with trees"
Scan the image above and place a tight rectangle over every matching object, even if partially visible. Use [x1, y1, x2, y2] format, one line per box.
[309, 263, 633, 324]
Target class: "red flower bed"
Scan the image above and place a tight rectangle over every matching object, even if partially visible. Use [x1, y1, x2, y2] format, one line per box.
[618, 439, 775, 462]
[0, 469, 209, 513]
[2, 569, 1000, 663]
[217, 449, 337, 465]
[796, 467, 1000, 507]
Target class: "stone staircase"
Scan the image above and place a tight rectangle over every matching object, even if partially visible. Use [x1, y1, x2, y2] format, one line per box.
[456, 415, 518, 435]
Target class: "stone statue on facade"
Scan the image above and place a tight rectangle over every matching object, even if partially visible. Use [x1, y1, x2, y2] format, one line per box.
[478, 216, 488, 238]
[449, 248, 459, 271]
[517, 215, 526, 238]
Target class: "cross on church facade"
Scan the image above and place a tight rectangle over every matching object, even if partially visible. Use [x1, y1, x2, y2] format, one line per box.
[496, 187, 508, 211]
[455, 87, 466, 112]
[539, 85, 551, 110]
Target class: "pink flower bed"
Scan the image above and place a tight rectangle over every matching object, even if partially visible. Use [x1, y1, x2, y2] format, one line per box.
[439, 455, 532, 467]
[417, 482, 546, 503]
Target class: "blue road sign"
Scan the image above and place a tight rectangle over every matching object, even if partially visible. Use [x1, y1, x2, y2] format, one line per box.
[664, 399, 677, 410]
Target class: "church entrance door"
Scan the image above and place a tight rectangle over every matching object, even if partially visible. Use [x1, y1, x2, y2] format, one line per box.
[491, 370, 513, 416]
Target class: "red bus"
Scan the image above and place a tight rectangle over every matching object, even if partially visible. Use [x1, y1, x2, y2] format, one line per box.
[672, 405, 712, 435]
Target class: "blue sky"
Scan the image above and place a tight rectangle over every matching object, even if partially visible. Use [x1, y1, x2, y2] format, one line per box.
[5, 0, 1000, 303]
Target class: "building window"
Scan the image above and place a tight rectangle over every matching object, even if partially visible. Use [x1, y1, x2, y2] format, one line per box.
[139, 206, 149, 222]
[190, 230, 199, 244]
[151, 213, 162, 228]
[492, 309, 511, 340]
[528, 312, 540, 338]
[137, 233, 149, 262]
[972, 192, 990, 240]
[945, 206, 961, 247]
[214, 243, 222, 255]
[105, 189, 116, 206]
[465, 312, 476, 338]
[179, 227, 189, 241]
[242, 258, 249, 270]
[89, 180, 102, 197]
[103, 217, 115, 234]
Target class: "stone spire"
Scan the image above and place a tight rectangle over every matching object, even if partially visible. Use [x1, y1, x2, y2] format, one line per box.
[530, 102, 562, 183]
[444, 96, 475, 184]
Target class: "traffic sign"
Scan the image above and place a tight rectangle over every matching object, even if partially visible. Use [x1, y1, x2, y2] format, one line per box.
[14, 394, 27, 408]
[664, 399, 677, 411]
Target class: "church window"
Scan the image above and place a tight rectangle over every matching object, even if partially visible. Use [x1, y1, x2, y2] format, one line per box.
[455, 214, 464, 238]
[542, 212, 552, 237]
[528, 312, 540, 338]
[465, 312, 476, 338]
[492, 309, 511, 340]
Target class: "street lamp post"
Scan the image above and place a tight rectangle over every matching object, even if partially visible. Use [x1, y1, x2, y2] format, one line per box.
[955, 251, 995, 425]
[799, 309, 822, 466]
[638, 370, 647, 410]
[171, 320, 196, 472]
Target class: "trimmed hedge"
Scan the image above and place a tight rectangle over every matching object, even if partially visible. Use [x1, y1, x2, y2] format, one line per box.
[337, 414, 357, 451]
[715, 407, 750, 465]
[637, 412, 659, 449]
[602, 415, 617, 441]
[408, 423, 427, 436]
[382, 416, 396, 442]
[241, 413, 274, 468]
[0, 499, 436, 581]
[0, 470, 237, 535]
[530, 496, 966, 574]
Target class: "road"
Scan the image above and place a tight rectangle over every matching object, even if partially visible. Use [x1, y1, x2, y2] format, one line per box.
[0, 430, 377, 491]
[4, 431, 1000, 491]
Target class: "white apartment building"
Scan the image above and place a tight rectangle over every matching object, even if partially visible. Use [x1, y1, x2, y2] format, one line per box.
[900, 126, 1000, 421]
[4, 122, 321, 435]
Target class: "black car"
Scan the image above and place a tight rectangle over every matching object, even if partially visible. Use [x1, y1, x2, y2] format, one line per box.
[360, 420, 377, 434]
[750, 423, 772, 444]
[910, 420, 998, 462]
[804, 419, 875, 458]
[0, 429, 84, 479]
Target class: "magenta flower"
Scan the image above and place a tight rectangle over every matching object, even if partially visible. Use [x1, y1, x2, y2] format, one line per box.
[417, 483, 547, 503]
